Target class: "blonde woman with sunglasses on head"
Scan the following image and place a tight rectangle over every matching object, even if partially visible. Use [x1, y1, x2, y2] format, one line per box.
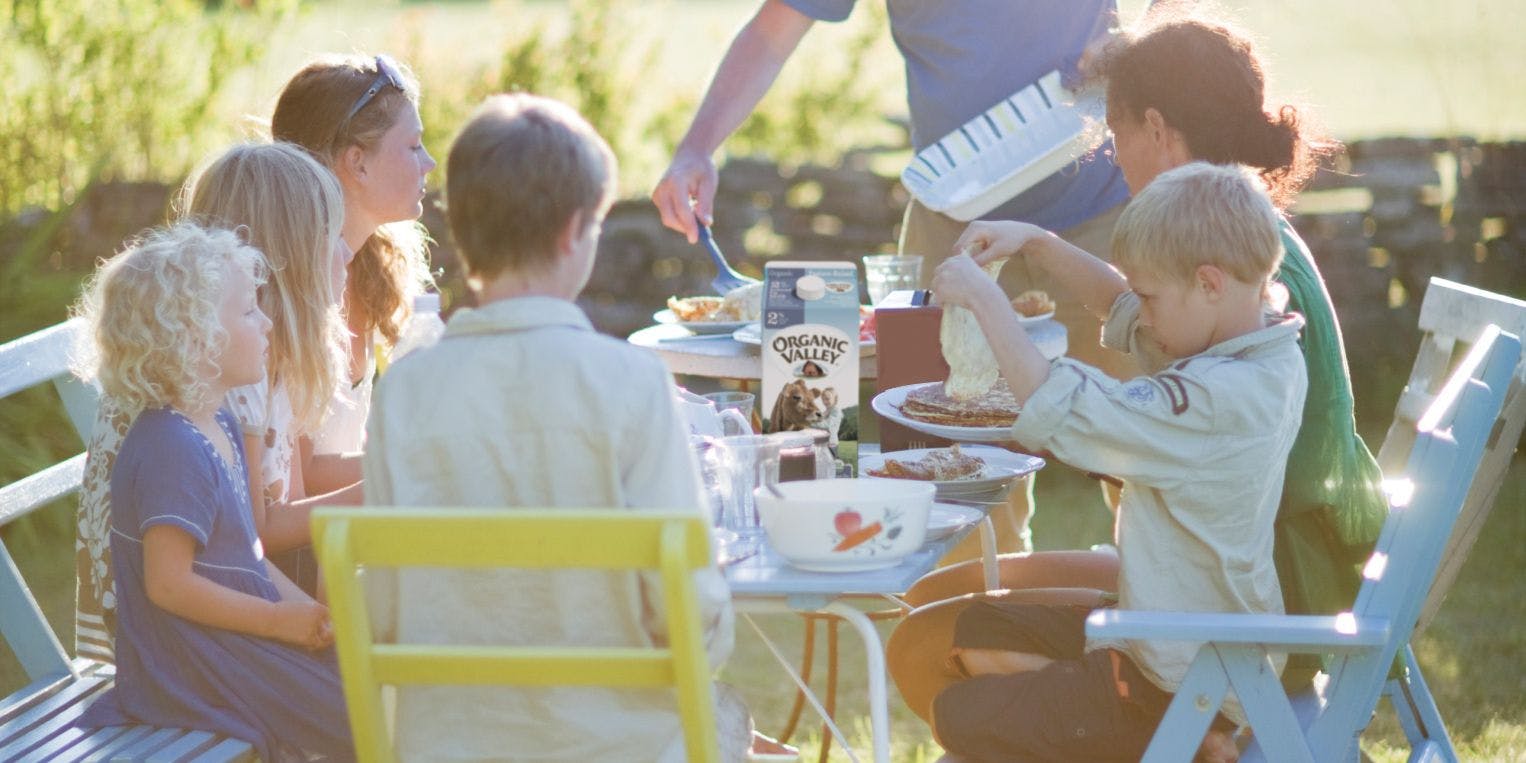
[271, 53, 438, 496]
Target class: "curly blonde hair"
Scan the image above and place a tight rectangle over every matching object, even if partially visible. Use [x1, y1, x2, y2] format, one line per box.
[178, 142, 349, 434]
[73, 224, 267, 414]
[271, 53, 434, 346]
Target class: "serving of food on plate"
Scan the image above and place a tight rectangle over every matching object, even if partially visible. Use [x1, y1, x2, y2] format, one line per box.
[902, 379, 1021, 428]
[866, 442, 986, 481]
[1011, 289, 1055, 321]
[860, 444, 1045, 500]
[653, 283, 763, 333]
[666, 280, 762, 322]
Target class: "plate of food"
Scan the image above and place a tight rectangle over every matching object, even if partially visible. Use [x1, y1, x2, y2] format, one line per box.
[871, 380, 1022, 443]
[861, 443, 1043, 496]
[924, 502, 987, 541]
[1012, 289, 1056, 324]
[657, 284, 764, 333]
[653, 307, 749, 334]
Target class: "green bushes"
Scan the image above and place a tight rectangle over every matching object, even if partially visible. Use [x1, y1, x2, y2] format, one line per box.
[405, 0, 902, 196]
[0, 0, 292, 218]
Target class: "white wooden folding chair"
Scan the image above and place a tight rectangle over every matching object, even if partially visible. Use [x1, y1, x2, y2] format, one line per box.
[1371, 279, 1526, 760]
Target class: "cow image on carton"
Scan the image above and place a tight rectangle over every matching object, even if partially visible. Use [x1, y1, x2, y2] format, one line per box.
[761, 262, 860, 449]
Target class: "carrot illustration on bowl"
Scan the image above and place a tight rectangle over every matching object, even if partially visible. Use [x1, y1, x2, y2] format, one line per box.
[833, 521, 883, 552]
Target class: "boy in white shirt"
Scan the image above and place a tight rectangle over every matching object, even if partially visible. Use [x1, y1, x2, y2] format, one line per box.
[363, 95, 761, 762]
[896, 162, 1307, 762]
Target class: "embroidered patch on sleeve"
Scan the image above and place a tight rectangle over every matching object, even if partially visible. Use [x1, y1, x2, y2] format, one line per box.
[1155, 373, 1191, 415]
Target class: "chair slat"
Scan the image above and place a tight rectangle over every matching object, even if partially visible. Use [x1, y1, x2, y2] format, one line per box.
[185, 736, 256, 763]
[0, 674, 113, 760]
[1417, 278, 1526, 341]
[0, 452, 86, 526]
[0, 319, 82, 399]
[108, 727, 187, 761]
[323, 509, 712, 571]
[33, 725, 131, 761]
[0, 664, 101, 744]
[141, 731, 219, 763]
[0, 668, 76, 722]
[79, 724, 155, 761]
[371, 647, 674, 688]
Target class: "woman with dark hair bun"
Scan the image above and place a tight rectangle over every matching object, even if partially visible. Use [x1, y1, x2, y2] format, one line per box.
[1096, 12, 1387, 648]
[887, 14, 1387, 760]
[1097, 17, 1338, 209]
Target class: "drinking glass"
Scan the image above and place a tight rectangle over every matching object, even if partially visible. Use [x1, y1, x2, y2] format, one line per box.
[862, 254, 924, 304]
[716, 435, 781, 540]
[701, 391, 756, 432]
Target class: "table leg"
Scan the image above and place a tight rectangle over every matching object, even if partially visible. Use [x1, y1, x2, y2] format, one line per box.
[978, 516, 1000, 591]
[821, 601, 891, 763]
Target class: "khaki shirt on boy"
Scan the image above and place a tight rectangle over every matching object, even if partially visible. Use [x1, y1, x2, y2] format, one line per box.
[1011, 291, 1307, 725]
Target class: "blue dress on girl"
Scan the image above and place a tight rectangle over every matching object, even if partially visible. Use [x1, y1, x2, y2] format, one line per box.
[81, 407, 354, 762]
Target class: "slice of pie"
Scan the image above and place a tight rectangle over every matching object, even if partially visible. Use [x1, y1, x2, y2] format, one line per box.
[900, 379, 1020, 428]
[868, 443, 986, 481]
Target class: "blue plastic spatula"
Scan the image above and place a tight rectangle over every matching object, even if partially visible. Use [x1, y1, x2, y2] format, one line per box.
[697, 222, 761, 296]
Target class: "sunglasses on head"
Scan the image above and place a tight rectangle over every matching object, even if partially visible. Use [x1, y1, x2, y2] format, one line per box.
[336, 55, 404, 135]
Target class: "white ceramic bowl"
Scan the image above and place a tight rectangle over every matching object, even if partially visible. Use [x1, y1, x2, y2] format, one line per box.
[755, 478, 935, 572]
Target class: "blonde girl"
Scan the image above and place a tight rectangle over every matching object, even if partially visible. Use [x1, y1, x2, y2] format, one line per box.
[271, 53, 437, 487]
[183, 142, 360, 591]
[73, 223, 352, 761]
[74, 142, 357, 652]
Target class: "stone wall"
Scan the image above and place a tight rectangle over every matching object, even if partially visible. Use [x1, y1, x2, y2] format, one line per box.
[6, 138, 1522, 427]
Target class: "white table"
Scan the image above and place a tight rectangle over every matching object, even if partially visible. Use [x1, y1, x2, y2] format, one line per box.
[628, 318, 1068, 382]
[724, 506, 1001, 763]
[628, 324, 877, 381]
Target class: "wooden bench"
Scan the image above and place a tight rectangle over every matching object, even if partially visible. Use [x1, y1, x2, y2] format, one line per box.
[1, 320, 255, 761]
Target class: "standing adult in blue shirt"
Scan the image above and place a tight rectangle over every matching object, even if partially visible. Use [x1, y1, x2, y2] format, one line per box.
[655, 1, 1134, 370]
[653, 0, 1138, 553]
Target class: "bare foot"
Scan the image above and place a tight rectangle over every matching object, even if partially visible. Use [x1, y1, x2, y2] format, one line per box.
[1195, 728, 1239, 763]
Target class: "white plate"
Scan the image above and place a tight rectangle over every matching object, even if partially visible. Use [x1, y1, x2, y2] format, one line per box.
[871, 382, 1017, 443]
[732, 322, 878, 355]
[859, 445, 1043, 494]
[653, 308, 750, 335]
[925, 502, 986, 541]
[1015, 309, 1055, 325]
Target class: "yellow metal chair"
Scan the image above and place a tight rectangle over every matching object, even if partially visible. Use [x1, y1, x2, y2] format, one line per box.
[311, 508, 721, 763]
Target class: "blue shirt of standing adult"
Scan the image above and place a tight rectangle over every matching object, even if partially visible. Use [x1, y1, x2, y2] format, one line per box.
[783, 0, 1130, 231]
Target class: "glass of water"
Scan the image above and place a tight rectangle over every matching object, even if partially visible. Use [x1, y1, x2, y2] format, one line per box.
[862, 254, 924, 304]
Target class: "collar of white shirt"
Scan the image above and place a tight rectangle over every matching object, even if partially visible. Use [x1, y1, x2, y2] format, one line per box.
[444, 296, 593, 337]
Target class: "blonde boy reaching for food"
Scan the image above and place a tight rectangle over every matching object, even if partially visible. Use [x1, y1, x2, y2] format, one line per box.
[362, 95, 785, 762]
[893, 162, 1307, 762]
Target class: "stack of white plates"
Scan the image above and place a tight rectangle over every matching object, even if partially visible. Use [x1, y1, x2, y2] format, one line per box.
[900, 70, 1106, 222]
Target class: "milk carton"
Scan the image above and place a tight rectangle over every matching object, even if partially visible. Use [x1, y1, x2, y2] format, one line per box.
[761, 262, 859, 445]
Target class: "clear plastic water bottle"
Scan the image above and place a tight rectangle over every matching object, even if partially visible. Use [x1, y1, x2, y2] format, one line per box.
[390, 292, 446, 362]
